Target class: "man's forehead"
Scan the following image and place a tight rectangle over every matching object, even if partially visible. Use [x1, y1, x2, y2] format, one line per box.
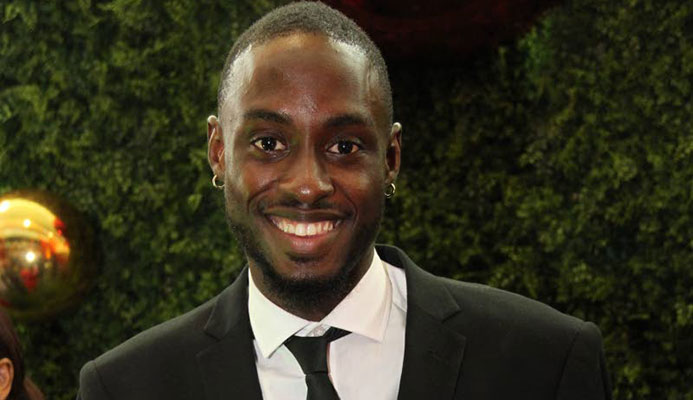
[220, 33, 382, 125]
[240, 34, 369, 90]
[251, 33, 367, 64]
[254, 38, 366, 88]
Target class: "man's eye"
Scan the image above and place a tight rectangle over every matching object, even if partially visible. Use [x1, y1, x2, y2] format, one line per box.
[252, 137, 286, 152]
[327, 140, 360, 155]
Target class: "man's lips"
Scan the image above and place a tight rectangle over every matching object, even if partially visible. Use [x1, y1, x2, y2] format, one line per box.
[267, 215, 342, 237]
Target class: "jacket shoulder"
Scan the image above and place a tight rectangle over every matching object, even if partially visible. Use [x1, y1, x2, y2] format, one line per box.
[78, 296, 218, 399]
[99, 295, 216, 364]
[442, 277, 609, 398]
[378, 244, 586, 334]
[437, 274, 608, 395]
[440, 276, 585, 333]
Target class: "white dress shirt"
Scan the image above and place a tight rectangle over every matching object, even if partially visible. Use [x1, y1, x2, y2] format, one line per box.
[248, 251, 408, 400]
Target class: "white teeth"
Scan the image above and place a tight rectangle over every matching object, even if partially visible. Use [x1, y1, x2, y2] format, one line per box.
[295, 223, 306, 236]
[306, 224, 316, 235]
[271, 217, 338, 237]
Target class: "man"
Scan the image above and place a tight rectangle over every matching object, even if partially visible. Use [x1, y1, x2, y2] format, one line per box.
[78, 2, 611, 399]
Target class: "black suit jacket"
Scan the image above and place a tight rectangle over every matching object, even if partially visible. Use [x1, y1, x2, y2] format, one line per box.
[78, 245, 611, 399]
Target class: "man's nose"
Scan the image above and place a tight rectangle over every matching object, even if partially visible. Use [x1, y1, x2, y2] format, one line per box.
[280, 150, 334, 206]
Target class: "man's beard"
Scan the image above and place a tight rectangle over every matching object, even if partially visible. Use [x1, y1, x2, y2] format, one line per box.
[225, 202, 383, 314]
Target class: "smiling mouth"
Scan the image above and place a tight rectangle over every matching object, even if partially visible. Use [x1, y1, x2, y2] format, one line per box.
[268, 216, 342, 237]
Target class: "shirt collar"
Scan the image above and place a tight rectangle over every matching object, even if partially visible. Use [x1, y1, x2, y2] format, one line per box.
[248, 251, 392, 358]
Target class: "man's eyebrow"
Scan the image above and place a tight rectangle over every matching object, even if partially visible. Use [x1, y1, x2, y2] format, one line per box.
[324, 113, 373, 129]
[243, 109, 292, 124]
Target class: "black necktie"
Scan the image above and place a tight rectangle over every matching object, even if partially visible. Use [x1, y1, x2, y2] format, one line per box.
[284, 327, 350, 400]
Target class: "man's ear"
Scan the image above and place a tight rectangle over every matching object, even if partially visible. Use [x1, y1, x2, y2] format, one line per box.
[207, 115, 225, 176]
[385, 122, 402, 184]
[0, 357, 14, 400]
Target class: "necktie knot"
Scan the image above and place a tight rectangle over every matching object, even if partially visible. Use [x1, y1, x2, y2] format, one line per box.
[284, 327, 350, 400]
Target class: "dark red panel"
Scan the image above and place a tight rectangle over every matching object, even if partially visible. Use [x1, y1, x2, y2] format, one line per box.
[322, 0, 561, 62]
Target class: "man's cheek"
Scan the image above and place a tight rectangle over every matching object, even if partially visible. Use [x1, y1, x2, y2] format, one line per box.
[351, 173, 384, 199]
[242, 166, 277, 193]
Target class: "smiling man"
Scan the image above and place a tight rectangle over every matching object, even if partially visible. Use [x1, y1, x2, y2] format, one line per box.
[209, 28, 399, 324]
[78, 2, 611, 400]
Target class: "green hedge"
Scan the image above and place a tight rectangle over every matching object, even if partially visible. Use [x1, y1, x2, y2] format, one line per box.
[1, 0, 691, 398]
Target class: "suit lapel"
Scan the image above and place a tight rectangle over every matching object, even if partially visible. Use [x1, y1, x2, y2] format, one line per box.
[196, 268, 263, 400]
[377, 246, 467, 400]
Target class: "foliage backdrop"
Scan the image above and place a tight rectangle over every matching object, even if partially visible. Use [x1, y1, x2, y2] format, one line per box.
[1, 0, 692, 398]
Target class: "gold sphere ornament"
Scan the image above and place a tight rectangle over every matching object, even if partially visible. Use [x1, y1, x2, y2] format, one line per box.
[0, 190, 97, 321]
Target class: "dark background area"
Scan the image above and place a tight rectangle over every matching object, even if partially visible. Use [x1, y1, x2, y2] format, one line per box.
[1, 0, 692, 398]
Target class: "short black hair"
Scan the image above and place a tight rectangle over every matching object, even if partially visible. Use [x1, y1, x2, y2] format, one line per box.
[217, 1, 393, 127]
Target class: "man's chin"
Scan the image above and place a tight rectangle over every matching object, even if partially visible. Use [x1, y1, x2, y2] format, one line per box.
[253, 253, 358, 312]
